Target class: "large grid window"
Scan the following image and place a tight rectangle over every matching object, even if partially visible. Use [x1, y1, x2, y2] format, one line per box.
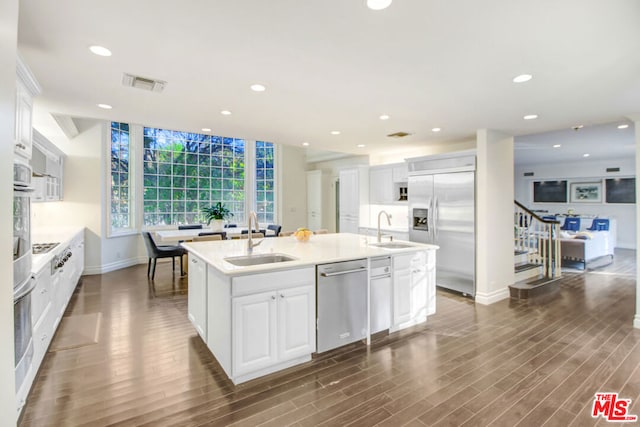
[110, 122, 131, 230]
[255, 141, 275, 223]
[142, 128, 246, 226]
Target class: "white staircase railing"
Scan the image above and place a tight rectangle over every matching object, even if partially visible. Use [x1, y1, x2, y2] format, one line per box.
[514, 201, 562, 280]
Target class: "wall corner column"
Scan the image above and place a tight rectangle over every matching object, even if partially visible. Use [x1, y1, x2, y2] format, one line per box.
[475, 129, 515, 305]
[630, 117, 640, 329]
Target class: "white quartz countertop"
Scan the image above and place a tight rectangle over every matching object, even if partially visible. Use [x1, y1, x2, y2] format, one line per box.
[181, 232, 438, 276]
[32, 226, 84, 274]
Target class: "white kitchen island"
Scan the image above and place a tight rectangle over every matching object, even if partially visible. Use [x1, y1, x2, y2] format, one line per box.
[181, 233, 437, 385]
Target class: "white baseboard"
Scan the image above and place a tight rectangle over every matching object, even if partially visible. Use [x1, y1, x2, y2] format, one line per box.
[83, 256, 147, 275]
[634, 315, 640, 329]
[475, 287, 510, 305]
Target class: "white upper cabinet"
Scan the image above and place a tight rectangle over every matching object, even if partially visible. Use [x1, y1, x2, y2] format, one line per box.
[369, 163, 408, 205]
[32, 130, 65, 202]
[14, 54, 41, 161]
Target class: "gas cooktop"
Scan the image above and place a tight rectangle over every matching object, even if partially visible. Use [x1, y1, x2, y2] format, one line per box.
[32, 242, 59, 255]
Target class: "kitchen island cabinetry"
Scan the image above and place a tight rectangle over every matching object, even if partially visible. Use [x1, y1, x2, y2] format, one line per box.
[182, 233, 436, 385]
[187, 254, 207, 340]
[203, 266, 315, 384]
[391, 250, 433, 332]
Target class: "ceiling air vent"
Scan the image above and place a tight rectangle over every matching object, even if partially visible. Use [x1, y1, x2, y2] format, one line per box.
[122, 73, 167, 93]
[523, 172, 534, 177]
[606, 167, 621, 173]
[387, 132, 412, 138]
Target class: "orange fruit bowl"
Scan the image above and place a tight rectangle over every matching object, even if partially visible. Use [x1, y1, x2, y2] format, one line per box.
[294, 230, 312, 242]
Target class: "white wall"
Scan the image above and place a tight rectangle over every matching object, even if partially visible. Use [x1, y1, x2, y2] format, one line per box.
[1, 0, 18, 422]
[279, 145, 308, 232]
[31, 121, 144, 273]
[515, 158, 636, 249]
[368, 140, 476, 165]
[476, 130, 514, 305]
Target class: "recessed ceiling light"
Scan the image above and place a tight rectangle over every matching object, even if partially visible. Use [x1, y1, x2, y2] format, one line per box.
[618, 124, 629, 129]
[367, 0, 392, 10]
[583, 153, 590, 157]
[201, 128, 211, 132]
[89, 45, 112, 57]
[553, 144, 561, 148]
[572, 124, 584, 130]
[302, 142, 309, 146]
[250, 84, 266, 92]
[432, 127, 441, 132]
[97, 103, 112, 109]
[379, 114, 390, 120]
[357, 144, 366, 148]
[513, 74, 532, 83]
[331, 131, 341, 135]
[220, 110, 232, 115]
[523, 114, 538, 120]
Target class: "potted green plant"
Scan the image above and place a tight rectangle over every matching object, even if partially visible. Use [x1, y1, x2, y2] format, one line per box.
[202, 202, 233, 231]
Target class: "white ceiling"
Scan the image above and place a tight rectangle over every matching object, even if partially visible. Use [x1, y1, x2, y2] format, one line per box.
[17, 0, 640, 160]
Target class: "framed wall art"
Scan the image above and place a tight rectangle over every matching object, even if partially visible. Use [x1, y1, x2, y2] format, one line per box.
[570, 182, 602, 203]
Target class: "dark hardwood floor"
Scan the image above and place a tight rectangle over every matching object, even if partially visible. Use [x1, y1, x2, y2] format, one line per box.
[19, 249, 640, 426]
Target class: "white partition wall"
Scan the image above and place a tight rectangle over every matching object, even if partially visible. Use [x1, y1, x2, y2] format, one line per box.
[476, 129, 515, 305]
[1, 0, 19, 423]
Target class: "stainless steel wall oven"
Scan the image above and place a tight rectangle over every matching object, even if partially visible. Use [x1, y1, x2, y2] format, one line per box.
[13, 158, 34, 396]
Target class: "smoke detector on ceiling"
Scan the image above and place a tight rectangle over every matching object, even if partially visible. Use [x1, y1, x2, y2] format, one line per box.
[122, 73, 167, 93]
[387, 131, 412, 138]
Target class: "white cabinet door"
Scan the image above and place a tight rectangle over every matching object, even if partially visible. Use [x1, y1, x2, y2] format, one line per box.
[369, 167, 394, 204]
[339, 169, 358, 218]
[233, 291, 278, 376]
[188, 254, 207, 340]
[393, 254, 412, 326]
[392, 164, 408, 183]
[426, 250, 436, 315]
[14, 83, 33, 159]
[307, 171, 322, 229]
[278, 285, 316, 361]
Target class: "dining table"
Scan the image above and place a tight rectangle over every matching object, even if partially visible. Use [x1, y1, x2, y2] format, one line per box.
[154, 226, 274, 243]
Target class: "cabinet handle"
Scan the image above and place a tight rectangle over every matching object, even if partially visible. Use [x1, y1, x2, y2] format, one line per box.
[191, 259, 197, 264]
[280, 294, 285, 298]
[15, 143, 26, 149]
[41, 334, 47, 341]
[271, 295, 276, 300]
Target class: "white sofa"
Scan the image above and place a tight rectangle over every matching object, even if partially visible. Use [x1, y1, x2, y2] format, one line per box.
[559, 231, 614, 268]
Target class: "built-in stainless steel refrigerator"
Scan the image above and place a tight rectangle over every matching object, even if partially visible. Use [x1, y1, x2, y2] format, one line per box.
[408, 154, 475, 297]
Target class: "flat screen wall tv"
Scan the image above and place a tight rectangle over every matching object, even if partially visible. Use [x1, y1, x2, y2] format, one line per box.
[605, 178, 636, 204]
[533, 180, 568, 203]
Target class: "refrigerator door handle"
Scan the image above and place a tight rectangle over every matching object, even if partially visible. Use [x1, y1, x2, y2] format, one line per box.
[433, 197, 439, 242]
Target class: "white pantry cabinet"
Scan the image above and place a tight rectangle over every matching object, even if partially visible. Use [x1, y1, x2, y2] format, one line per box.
[188, 254, 207, 340]
[339, 167, 368, 233]
[306, 170, 332, 231]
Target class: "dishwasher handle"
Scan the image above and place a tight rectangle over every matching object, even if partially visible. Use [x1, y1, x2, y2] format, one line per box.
[319, 266, 367, 277]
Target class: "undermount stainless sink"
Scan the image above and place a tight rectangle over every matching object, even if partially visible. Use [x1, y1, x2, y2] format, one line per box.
[224, 253, 297, 266]
[369, 242, 417, 249]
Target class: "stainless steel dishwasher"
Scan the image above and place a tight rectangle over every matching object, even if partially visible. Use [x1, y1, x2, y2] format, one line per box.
[370, 256, 391, 334]
[316, 259, 368, 353]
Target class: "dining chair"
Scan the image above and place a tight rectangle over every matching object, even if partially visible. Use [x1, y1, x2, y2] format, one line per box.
[198, 231, 227, 239]
[314, 229, 329, 234]
[141, 232, 187, 280]
[241, 229, 266, 235]
[193, 234, 223, 242]
[232, 233, 265, 239]
[178, 224, 203, 230]
[267, 224, 282, 237]
[279, 231, 294, 237]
